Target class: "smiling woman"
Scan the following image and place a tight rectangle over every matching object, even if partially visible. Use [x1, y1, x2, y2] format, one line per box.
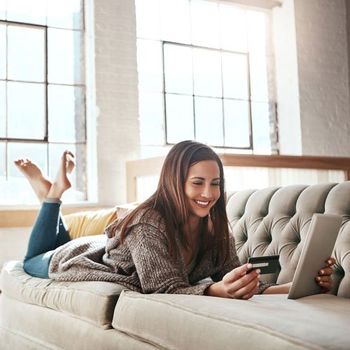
[10, 140, 334, 302]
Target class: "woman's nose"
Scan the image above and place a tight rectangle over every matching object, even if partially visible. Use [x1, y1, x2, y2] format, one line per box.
[201, 185, 213, 199]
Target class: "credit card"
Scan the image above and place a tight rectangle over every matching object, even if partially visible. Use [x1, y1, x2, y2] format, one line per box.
[247, 255, 280, 274]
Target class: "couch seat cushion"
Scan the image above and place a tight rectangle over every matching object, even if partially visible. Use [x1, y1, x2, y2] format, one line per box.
[1, 261, 127, 329]
[113, 291, 350, 350]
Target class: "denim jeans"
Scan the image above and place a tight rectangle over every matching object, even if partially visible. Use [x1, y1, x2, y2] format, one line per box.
[23, 201, 71, 278]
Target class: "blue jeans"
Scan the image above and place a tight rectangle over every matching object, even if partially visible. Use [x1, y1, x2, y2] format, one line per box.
[23, 201, 71, 278]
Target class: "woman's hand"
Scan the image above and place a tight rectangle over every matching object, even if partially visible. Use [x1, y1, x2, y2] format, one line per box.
[205, 264, 260, 299]
[315, 257, 335, 293]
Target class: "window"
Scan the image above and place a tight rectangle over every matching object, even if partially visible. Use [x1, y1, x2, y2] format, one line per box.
[135, 0, 276, 156]
[0, 0, 86, 205]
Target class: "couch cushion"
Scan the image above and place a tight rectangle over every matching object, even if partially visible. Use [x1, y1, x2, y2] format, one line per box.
[226, 182, 350, 297]
[0, 261, 127, 329]
[113, 291, 350, 350]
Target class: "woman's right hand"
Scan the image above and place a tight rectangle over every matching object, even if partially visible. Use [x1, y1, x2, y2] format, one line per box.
[205, 264, 260, 299]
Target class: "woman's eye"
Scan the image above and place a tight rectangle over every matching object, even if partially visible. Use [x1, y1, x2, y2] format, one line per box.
[192, 182, 203, 186]
[212, 182, 220, 186]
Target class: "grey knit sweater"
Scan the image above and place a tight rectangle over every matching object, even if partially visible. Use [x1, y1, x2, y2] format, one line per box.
[49, 209, 271, 295]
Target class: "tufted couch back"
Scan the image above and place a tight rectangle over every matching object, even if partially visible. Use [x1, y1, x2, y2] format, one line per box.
[226, 182, 350, 298]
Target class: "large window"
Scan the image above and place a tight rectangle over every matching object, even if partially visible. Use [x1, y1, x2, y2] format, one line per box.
[135, 0, 276, 156]
[0, 0, 86, 204]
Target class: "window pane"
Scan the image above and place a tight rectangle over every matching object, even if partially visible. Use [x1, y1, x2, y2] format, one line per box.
[0, 81, 5, 137]
[137, 39, 163, 93]
[8, 25, 46, 82]
[0, 142, 5, 179]
[48, 143, 86, 201]
[48, 28, 84, 84]
[139, 92, 165, 145]
[165, 94, 194, 143]
[195, 97, 223, 146]
[47, 0, 83, 30]
[48, 85, 85, 143]
[164, 44, 192, 94]
[252, 102, 270, 153]
[135, 0, 161, 40]
[250, 54, 268, 102]
[224, 99, 250, 148]
[7, 82, 46, 139]
[191, 0, 220, 48]
[0, 24, 5, 79]
[248, 11, 268, 101]
[7, 142, 47, 177]
[193, 48, 222, 97]
[6, 142, 47, 204]
[6, 0, 46, 25]
[247, 11, 266, 54]
[0, 0, 5, 20]
[220, 5, 247, 52]
[160, 0, 191, 44]
[222, 53, 249, 100]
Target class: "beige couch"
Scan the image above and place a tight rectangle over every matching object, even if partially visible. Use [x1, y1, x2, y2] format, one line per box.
[1, 182, 350, 350]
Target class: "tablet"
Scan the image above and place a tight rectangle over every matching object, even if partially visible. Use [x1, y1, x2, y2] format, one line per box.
[288, 213, 342, 299]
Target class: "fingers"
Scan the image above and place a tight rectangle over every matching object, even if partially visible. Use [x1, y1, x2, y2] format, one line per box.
[223, 263, 252, 283]
[325, 257, 336, 266]
[316, 266, 333, 292]
[228, 276, 259, 299]
[223, 264, 260, 299]
[241, 280, 260, 300]
[318, 266, 333, 276]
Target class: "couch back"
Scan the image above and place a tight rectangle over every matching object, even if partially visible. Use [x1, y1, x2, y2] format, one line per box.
[226, 182, 350, 298]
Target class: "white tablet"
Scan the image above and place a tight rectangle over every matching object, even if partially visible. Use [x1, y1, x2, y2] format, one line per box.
[288, 213, 342, 299]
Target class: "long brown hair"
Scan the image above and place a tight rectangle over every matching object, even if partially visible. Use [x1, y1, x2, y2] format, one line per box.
[118, 140, 230, 265]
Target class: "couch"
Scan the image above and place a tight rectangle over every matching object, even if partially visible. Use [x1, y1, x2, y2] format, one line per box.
[1, 182, 350, 350]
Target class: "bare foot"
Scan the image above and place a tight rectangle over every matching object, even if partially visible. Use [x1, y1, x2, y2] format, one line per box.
[47, 151, 75, 200]
[14, 159, 52, 202]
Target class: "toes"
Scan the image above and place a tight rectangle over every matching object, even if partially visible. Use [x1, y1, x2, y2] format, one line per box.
[14, 159, 24, 166]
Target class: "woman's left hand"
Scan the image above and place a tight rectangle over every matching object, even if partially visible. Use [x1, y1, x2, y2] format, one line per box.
[315, 257, 336, 292]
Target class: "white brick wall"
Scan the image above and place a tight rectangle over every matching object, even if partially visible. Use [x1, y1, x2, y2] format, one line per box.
[274, 0, 350, 156]
[92, 0, 140, 205]
[295, 0, 350, 156]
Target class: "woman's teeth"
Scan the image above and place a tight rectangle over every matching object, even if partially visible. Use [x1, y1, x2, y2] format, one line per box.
[195, 200, 209, 207]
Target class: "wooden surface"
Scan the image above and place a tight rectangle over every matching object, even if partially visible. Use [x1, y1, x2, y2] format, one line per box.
[126, 154, 350, 202]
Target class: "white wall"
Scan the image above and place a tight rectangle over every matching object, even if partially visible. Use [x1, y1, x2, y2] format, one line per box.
[273, 0, 350, 156]
[92, 0, 140, 206]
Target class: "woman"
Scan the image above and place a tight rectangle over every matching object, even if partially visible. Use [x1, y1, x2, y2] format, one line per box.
[15, 141, 334, 298]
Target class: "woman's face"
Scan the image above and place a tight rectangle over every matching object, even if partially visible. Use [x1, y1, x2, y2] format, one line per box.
[184, 160, 221, 221]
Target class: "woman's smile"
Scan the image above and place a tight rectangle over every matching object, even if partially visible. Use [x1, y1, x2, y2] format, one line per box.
[185, 160, 221, 219]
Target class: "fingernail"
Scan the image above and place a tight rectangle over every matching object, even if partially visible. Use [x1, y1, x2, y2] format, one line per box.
[256, 269, 261, 274]
[320, 270, 324, 275]
[247, 264, 253, 270]
[317, 277, 321, 281]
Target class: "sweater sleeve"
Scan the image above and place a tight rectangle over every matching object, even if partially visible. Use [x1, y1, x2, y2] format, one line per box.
[126, 223, 214, 295]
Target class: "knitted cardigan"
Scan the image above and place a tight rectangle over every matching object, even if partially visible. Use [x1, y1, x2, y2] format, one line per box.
[49, 209, 271, 295]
